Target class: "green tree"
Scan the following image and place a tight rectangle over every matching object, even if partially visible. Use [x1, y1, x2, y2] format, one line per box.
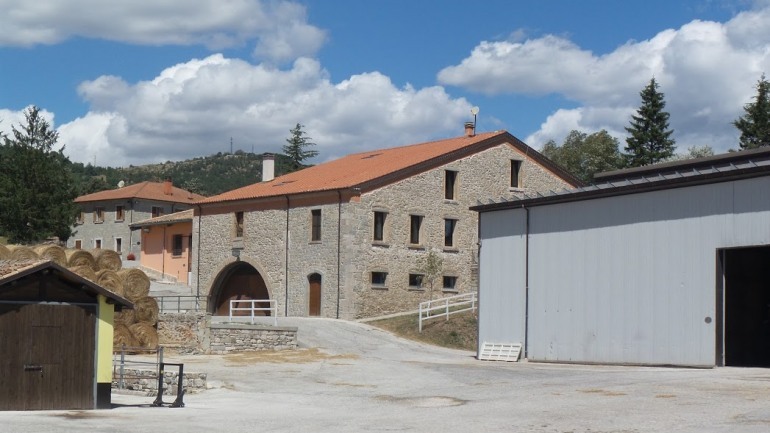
[418, 250, 444, 301]
[624, 78, 676, 167]
[541, 130, 624, 183]
[0, 106, 78, 243]
[664, 145, 715, 162]
[733, 74, 770, 150]
[283, 123, 318, 172]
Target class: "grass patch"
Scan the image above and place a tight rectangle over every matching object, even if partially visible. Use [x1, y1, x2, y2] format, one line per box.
[369, 310, 478, 351]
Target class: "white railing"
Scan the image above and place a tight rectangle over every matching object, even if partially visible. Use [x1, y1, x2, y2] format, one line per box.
[229, 299, 277, 326]
[156, 296, 203, 313]
[418, 292, 477, 332]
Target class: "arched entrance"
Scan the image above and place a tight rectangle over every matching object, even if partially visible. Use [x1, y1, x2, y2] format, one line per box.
[209, 262, 271, 316]
[308, 273, 322, 317]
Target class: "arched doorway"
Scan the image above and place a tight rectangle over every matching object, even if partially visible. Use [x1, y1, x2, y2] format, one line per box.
[210, 262, 271, 316]
[308, 273, 322, 317]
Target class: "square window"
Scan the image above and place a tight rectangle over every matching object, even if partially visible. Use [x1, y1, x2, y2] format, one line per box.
[115, 205, 125, 221]
[311, 209, 322, 242]
[234, 211, 244, 238]
[94, 239, 102, 249]
[409, 215, 423, 245]
[443, 276, 457, 290]
[152, 206, 163, 218]
[409, 273, 424, 288]
[511, 160, 522, 188]
[444, 218, 457, 247]
[371, 271, 388, 286]
[74, 240, 82, 249]
[94, 207, 104, 223]
[445, 170, 458, 200]
[373, 211, 386, 242]
[172, 234, 183, 256]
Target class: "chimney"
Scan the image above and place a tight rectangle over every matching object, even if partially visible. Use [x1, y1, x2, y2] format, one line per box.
[163, 178, 172, 195]
[262, 153, 275, 182]
[464, 121, 475, 137]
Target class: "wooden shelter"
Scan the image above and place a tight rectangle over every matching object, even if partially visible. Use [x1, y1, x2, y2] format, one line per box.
[0, 260, 132, 410]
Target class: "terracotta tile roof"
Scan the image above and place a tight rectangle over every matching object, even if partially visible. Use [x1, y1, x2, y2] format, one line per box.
[0, 259, 45, 279]
[75, 181, 205, 204]
[130, 209, 194, 228]
[199, 130, 580, 205]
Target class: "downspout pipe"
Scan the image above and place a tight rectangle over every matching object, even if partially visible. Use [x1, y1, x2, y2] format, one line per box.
[285, 195, 290, 317]
[524, 205, 530, 359]
[195, 203, 203, 308]
[336, 189, 342, 319]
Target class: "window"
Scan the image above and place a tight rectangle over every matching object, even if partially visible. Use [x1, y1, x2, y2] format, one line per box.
[443, 276, 458, 291]
[444, 218, 458, 247]
[444, 170, 458, 200]
[409, 273, 424, 288]
[172, 234, 183, 256]
[234, 211, 244, 238]
[93, 207, 104, 223]
[152, 206, 163, 218]
[311, 209, 322, 242]
[511, 160, 522, 188]
[115, 205, 125, 221]
[115, 238, 122, 253]
[76, 211, 85, 224]
[94, 239, 102, 249]
[371, 271, 388, 287]
[74, 240, 82, 249]
[409, 215, 423, 245]
[373, 211, 387, 242]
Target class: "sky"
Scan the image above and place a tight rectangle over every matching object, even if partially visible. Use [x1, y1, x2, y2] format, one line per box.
[1, 0, 769, 168]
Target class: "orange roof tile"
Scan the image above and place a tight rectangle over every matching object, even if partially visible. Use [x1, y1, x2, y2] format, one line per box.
[200, 131, 581, 205]
[75, 181, 205, 204]
[130, 209, 194, 228]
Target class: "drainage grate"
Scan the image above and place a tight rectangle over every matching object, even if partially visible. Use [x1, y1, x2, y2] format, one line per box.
[478, 342, 522, 362]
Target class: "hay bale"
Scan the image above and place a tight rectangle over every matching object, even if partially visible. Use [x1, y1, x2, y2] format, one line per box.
[34, 244, 67, 266]
[69, 265, 97, 281]
[92, 249, 122, 271]
[129, 322, 159, 349]
[133, 296, 159, 325]
[66, 249, 96, 270]
[0, 244, 10, 260]
[113, 324, 139, 349]
[118, 268, 150, 301]
[96, 269, 124, 297]
[114, 309, 136, 326]
[8, 245, 39, 261]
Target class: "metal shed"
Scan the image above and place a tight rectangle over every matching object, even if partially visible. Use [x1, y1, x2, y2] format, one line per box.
[0, 260, 132, 410]
[473, 148, 770, 367]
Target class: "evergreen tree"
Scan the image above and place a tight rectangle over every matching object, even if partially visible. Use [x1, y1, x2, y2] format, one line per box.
[624, 78, 676, 167]
[541, 130, 624, 183]
[733, 74, 770, 150]
[0, 106, 78, 243]
[282, 123, 318, 172]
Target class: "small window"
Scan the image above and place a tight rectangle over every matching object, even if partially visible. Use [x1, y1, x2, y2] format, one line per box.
[152, 206, 163, 218]
[371, 271, 388, 287]
[115, 205, 125, 222]
[409, 215, 423, 245]
[94, 239, 102, 249]
[74, 240, 82, 249]
[445, 170, 458, 200]
[443, 276, 458, 291]
[409, 273, 424, 288]
[76, 211, 85, 224]
[444, 218, 457, 247]
[511, 160, 522, 188]
[311, 209, 322, 242]
[234, 211, 244, 238]
[94, 207, 104, 223]
[172, 234, 183, 256]
[115, 238, 122, 253]
[373, 211, 386, 242]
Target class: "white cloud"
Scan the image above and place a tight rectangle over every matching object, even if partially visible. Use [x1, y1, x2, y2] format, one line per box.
[0, 106, 57, 140]
[439, 6, 770, 153]
[58, 54, 473, 166]
[0, 0, 326, 62]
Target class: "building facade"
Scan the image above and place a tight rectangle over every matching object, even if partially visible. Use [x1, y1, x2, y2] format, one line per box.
[193, 128, 580, 320]
[130, 210, 194, 284]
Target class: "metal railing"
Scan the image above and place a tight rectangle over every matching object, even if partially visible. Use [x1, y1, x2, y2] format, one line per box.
[418, 292, 478, 332]
[156, 296, 203, 313]
[229, 299, 277, 326]
[112, 345, 185, 407]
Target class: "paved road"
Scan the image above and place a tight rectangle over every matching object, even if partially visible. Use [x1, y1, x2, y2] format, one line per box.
[3, 318, 770, 432]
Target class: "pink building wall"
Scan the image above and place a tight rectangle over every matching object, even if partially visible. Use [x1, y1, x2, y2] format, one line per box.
[139, 222, 192, 284]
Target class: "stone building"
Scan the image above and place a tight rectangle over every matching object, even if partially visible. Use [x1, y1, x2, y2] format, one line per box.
[69, 180, 205, 259]
[192, 127, 581, 320]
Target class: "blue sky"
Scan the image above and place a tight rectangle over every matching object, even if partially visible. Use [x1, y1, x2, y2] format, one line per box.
[1, 0, 768, 167]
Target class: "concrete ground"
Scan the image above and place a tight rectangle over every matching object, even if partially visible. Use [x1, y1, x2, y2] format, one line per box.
[4, 318, 770, 432]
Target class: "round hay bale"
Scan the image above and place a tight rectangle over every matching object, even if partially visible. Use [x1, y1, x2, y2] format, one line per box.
[113, 324, 139, 349]
[66, 249, 96, 270]
[34, 244, 67, 266]
[114, 309, 136, 326]
[92, 249, 122, 271]
[129, 322, 159, 349]
[133, 296, 159, 325]
[96, 269, 124, 297]
[0, 244, 10, 260]
[69, 265, 97, 281]
[117, 268, 150, 301]
[8, 245, 39, 261]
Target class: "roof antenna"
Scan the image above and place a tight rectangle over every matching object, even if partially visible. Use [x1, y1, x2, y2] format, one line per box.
[471, 106, 479, 130]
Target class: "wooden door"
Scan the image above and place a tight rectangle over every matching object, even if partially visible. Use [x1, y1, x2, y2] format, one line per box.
[308, 274, 322, 317]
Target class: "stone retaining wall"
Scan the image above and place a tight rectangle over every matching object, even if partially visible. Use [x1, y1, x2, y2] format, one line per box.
[113, 368, 207, 396]
[209, 323, 298, 354]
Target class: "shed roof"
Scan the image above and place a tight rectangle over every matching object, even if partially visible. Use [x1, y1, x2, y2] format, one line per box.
[130, 209, 194, 228]
[75, 181, 205, 204]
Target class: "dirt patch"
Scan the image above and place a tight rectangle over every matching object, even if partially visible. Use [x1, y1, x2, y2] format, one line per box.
[375, 395, 467, 407]
[369, 310, 477, 351]
[223, 348, 358, 365]
[578, 388, 627, 397]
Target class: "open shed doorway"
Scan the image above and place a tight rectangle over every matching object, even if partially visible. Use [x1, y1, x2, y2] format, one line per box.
[721, 246, 770, 367]
[210, 262, 271, 317]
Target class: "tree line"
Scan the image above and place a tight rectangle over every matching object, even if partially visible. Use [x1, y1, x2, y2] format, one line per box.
[542, 74, 770, 183]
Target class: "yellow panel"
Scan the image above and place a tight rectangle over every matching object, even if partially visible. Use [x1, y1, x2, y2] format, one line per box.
[97, 295, 115, 383]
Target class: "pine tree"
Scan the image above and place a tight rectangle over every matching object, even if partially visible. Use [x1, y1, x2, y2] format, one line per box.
[0, 106, 78, 243]
[282, 123, 318, 172]
[624, 78, 676, 167]
[733, 74, 770, 150]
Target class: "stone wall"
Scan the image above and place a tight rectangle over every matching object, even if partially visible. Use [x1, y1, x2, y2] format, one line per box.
[209, 323, 298, 354]
[113, 368, 207, 396]
[158, 312, 210, 354]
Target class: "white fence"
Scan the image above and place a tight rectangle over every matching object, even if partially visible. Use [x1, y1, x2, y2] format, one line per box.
[156, 295, 203, 313]
[229, 299, 277, 326]
[418, 292, 477, 332]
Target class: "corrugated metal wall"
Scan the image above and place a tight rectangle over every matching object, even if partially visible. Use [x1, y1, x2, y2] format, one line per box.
[478, 176, 770, 366]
